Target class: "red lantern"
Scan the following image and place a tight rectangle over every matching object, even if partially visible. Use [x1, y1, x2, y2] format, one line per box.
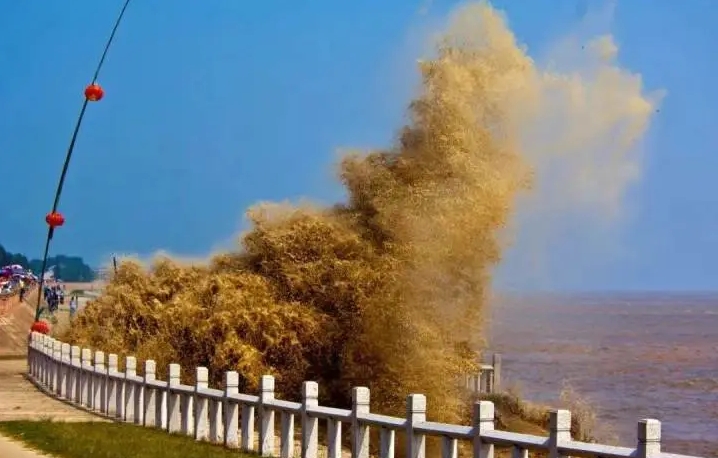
[31, 320, 50, 335]
[45, 211, 65, 228]
[84, 83, 104, 102]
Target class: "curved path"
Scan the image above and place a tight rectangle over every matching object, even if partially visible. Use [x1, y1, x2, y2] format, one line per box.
[0, 285, 108, 456]
[0, 357, 108, 457]
[0, 359, 106, 422]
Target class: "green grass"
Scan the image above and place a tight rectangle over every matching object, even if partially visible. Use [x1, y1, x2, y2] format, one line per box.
[0, 421, 256, 458]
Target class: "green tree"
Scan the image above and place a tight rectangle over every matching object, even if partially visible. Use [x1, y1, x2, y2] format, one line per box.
[0, 243, 95, 282]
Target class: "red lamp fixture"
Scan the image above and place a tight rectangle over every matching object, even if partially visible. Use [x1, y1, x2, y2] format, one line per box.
[45, 211, 65, 229]
[84, 83, 104, 102]
[31, 320, 51, 335]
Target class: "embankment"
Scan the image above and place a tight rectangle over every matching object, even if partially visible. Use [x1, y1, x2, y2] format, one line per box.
[0, 289, 37, 358]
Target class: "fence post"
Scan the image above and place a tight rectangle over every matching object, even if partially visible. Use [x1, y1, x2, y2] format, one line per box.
[491, 354, 502, 392]
[473, 370, 481, 394]
[107, 353, 119, 417]
[156, 363, 168, 429]
[379, 427, 395, 458]
[259, 375, 275, 456]
[133, 359, 145, 426]
[44, 337, 53, 387]
[143, 360, 157, 427]
[34, 333, 41, 374]
[281, 400, 296, 458]
[442, 435, 458, 458]
[352, 387, 370, 458]
[327, 408, 342, 458]
[548, 410, 571, 458]
[35, 333, 41, 377]
[35, 333, 42, 375]
[48, 337, 56, 386]
[45, 338, 53, 390]
[45, 336, 53, 386]
[27, 333, 34, 377]
[70, 345, 81, 403]
[26, 333, 34, 377]
[26, 333, 32, 375]
[60, 343, 70, 399]
[51, 338, 58, 387]
[37, 335, 45, 383]
[194, 367, 209, 441]
[33, 333, 40, 376]
[81, 348, 93, 407]
[36, 335, 41, 381]
[472, 401, 495, 458]
[52, 340, 62, 394]
[93, 351, 105, 412]
[37, 335, 44, 383]
[36, 335, 42, 383]
[636, 419, 661, 458]
[240, 388, 255, 451]
[181, 372, 194, 436]
[223, 371, 239, 448]
[37, 332, 43, 371]
[124, 356, 137, 423]
[406, 394, 426, 458]
[209, 385, 223, 444]
[300, 381, 318, 458]
[34, 333, 40, 371]
[167, 363, 181, 433]
[48, 337, 56, 387]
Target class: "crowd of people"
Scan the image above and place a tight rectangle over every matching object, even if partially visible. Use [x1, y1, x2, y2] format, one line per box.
[43, 283, 79, 316]
[43, 283, 65, 313]
[2, 264, 81, 316]
[0, 264, 38, 301]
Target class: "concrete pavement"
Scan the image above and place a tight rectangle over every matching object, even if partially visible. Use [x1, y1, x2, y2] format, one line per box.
[0, 358, 108, 457]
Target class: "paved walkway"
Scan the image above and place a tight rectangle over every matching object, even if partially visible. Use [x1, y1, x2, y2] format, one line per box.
[0, 358, 108, 457]
[0, 285, 107, 457]
[0, 359, 105, 422]
[0, 436, 51, 458]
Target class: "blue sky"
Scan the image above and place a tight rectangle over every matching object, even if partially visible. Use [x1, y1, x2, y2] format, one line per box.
[1, 0, 717, 291]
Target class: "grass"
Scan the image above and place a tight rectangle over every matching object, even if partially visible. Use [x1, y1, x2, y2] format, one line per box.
[0, 421, 255, 458]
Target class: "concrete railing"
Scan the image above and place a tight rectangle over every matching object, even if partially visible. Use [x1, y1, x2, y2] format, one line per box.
[462, 353, 501, 394]
[27, 332, 704, 458]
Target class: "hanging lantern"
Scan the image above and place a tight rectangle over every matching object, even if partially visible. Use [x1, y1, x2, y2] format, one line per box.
[45, 211, 65, 228]
[31, 320, 51, 335]
[84, 83, 104, 102]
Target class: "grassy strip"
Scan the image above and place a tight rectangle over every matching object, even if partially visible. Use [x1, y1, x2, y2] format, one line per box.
[0, 421, 255, 458]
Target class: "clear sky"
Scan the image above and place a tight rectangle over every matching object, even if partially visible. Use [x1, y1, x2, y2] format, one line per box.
[1, 0, 716, 291]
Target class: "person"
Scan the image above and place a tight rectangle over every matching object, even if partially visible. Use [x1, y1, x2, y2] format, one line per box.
[19, 285, 26, 302]
[47, 288, 57, 313]
[69, 295, 78, 318]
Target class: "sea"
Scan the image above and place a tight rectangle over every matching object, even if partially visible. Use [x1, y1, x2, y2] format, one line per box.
[488, 292, 718, 457]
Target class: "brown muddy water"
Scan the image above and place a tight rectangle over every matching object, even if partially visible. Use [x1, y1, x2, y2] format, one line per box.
[489, 292, 718, 457]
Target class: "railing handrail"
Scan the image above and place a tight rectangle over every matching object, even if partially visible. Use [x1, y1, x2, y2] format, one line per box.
[26, 332, 705, 458]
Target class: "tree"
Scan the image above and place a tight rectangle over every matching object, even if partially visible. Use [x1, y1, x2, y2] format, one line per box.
[0, 243, 95, 282]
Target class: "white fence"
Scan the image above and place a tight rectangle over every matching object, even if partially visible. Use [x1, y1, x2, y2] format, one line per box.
[26, 332, 703, 458]
[462, 353, 501, 395]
